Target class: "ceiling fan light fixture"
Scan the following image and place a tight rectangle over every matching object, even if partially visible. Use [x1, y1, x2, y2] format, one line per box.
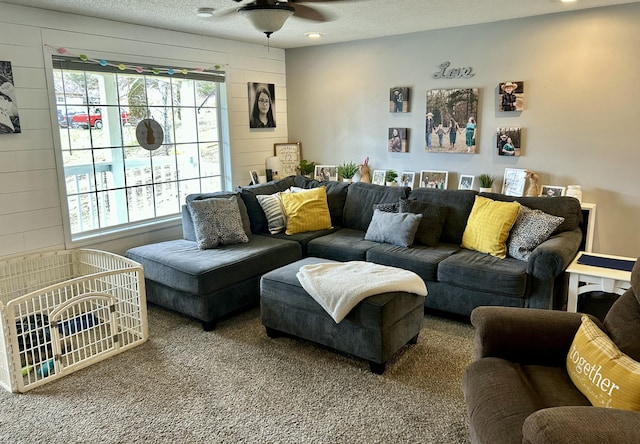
[238, 3, 295, 35]
[304, 32, 325, 39]
[196, 7, 215, 18]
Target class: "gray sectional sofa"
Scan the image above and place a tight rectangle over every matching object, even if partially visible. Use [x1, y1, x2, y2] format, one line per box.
[126, 175, 583, 329]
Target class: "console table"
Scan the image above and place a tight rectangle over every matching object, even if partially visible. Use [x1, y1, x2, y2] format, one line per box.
[566, 252, 634, 313]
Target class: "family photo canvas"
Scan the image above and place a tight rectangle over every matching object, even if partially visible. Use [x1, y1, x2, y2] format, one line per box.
[425, 88, 478, 154]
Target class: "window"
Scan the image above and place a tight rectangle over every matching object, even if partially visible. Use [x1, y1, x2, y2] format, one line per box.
[52, 57, 226, 241]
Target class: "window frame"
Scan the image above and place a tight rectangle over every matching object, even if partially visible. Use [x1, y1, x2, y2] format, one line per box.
[45, 52, 229, 248]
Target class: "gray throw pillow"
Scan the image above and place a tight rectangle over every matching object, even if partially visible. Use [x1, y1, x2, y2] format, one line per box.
[187, 195, 249, 249]
[507, 205, 565, 261]
[399, 198, 448, 247]
[364, 209, 422, 247]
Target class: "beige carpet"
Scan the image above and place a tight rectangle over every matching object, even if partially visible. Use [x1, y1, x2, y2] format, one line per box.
[0, 304, 474, 443]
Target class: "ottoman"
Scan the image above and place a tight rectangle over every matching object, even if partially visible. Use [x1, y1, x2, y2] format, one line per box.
[260, 257, 425, 374]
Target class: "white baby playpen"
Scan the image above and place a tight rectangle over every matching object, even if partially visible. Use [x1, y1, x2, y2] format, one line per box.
[0, 249, 147, 393]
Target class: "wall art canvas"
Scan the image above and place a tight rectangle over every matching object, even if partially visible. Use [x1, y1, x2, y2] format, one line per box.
[499, 81, 524, 112]
[400, 171, 415, 189]
[425, 88, 478, 154]
[248, 82, 276, 128]
[419, 170, 449, 189]
[389, 87, 410, 113]
[502, 168, 527, 197]
[497, 127, 522, 156]
[388, 127, 408, 152]
[0, 61, 21, 134]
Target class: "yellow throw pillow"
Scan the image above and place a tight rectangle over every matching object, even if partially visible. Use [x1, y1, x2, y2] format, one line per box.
[461, 196, 520, 258]
[280, 187, 332, 235]
[567, 315, 640, 411]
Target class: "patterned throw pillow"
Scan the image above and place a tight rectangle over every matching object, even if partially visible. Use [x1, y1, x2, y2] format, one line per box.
[256, 193, 287, 234]
[508, 205, 565, 261]
[567, 315, 640, 411]
[461, 196, 521, 258]
[280, 187, 333, 235]
[187, 195, 249, 249]
[364, 209, 422, 247]
[372, 202, 399, 213]
[398, 199, 449, 247]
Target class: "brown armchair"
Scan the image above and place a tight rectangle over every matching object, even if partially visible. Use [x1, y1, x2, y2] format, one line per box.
[463, 257, 640, 444]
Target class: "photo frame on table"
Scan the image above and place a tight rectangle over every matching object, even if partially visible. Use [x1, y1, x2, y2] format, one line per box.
[371, 169, 386, 186]
[501, 168, 527, 196]
[419, 170, 449, 189]
[540, 185, 566, 197]
[400, 171, 415, 189]
[274, 142, 301, 177]
[249, 170, 259, 185]
[458, 175, 474, 190]
[314, 165, 337, 182]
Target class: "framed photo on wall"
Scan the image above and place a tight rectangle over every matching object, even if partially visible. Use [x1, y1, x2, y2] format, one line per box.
[458, 175, 474, 190]
[499, 81, 525, 112]
[497, 127, 522, 156]
[388, 127, 408, 152]
[502, 168, 527, 196]
[372, 169, 386, 186]
[541, 185, 565, 197]
[248, 82, 276, 128]
[400, 171, 415, 189]
[274, 142, 301, 177]
[419, 170, 449, 189]
[314, 165, 337, 182]
[0, 60, 21, 134]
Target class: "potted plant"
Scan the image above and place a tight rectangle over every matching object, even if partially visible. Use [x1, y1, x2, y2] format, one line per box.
[337, 161, 359, 182]
[479, 173, 494, 193]
[297, 159, 316, 178]
[385, 169, 398, 186]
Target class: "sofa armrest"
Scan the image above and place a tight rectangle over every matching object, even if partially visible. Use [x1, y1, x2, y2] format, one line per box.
[470, 306, 599, 365]
[523, 406, 640, 444]
[527, 228, 582, 280]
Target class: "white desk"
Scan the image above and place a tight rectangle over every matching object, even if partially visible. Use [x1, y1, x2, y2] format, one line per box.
[566, 252, 634, 313]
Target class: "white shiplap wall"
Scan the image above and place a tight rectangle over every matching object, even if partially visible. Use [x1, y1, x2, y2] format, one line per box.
[0, 3, 289, 259]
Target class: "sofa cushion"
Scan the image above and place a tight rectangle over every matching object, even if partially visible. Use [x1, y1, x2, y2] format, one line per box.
[399, 198, 448, 247]
[567, 315, 640, 411]
[293, 176, 350, 226]
[184, 191, 251, 240]
[256, 193, 287, 234]
[508, 206, 565, 261]
[366, 243, 460, 282]
[364, 209, 422, 247]
[307, 228, 380, 262]
[342, 182, 409, 232]
[407, 188, 478, 244]
[438, 249, 528, 297]
[462, 196, 520, 259]
[187, 196, 249, 249]
[237, 176, 296, 234]
[125, 236, 301, 296]
[281, 187, 333, 235]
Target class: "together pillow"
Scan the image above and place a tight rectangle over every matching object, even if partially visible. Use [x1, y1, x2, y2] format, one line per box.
[187, 195, 249, 249]
[567, 316, 640, 411]
[364, 209, 422, 247]
[280, 187, 332, 235]
[507, 205, 565, 261]
[461, 196, 520, 258]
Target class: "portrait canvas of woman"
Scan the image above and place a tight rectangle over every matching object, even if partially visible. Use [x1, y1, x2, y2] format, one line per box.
[388, 127, 408, 152]
[248, 82, 276, 128]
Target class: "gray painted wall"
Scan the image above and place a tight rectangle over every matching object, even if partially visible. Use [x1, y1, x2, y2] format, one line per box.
[285, 3, 640, 257]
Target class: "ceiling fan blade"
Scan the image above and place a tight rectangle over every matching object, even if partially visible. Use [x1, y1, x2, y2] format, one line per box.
[291, 4, 334, 22]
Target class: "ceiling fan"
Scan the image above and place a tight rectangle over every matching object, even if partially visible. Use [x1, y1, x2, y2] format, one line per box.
[221, 0, 346, 38]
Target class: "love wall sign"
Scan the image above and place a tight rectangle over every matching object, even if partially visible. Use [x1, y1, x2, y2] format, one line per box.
[432, 61, 475, 79]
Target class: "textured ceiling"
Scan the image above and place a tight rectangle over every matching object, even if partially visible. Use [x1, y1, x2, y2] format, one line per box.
[3, 0, 637, 49]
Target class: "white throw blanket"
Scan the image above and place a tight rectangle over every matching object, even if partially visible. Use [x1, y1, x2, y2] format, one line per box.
[296, 261, 427, 323]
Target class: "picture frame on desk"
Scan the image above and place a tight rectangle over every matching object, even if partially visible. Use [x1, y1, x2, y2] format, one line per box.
[274, 142, 302, 177]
